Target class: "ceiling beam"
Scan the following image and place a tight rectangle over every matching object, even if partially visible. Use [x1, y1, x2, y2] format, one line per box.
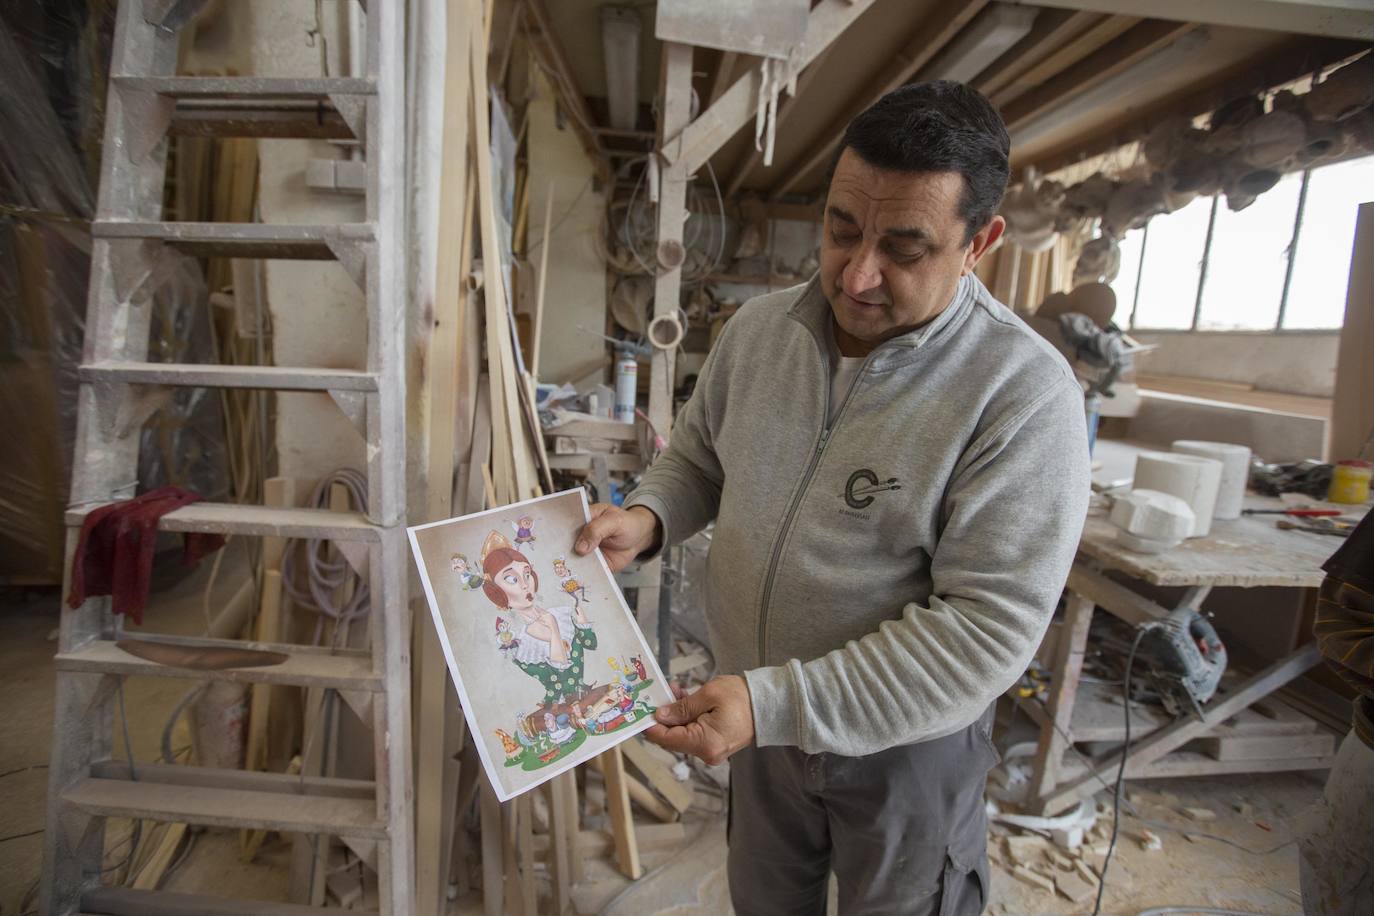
[1016, 0, 1374, 41]
[723, 45, 835, 198]
[1014, 36, 1370, 173]
[707, 51, 740, 107]
[667, 0, 881, 176]
[973, 8, 1094, 98]
[989, 14, 1141, 107]
[770, 0, 1027, 200]
[999, 19, 1197, 133]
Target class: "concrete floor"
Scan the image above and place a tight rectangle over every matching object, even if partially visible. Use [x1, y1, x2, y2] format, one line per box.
[1, 551, 1329, 915]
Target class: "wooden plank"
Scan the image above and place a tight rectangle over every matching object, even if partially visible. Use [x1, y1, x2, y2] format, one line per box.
[590, 754, 678, 823]
[767, 0, 989, 198]
[530, 181, 553, 380]
[546, 453, 643, 472]
[1021, 0, 1374, 41]
[1029, 593, 1094, 803]
[669, 650, 708, 675]
[596, 747, 643, 878]
[87, 760, 374, 799]
[130, 822, 189, 890]
[1058, 749, 1335, 781]
[1068, 681, 1319, 741]
[621, 738, 693, 814]
[64, 502, 380, 542]
[1199, 731, 1337, 762]
[64, 777, 384, 838]
[973, 9, 1091, 97]
[55, 638, 378, 690]
[724, 44, 834, 198]
[531, 822, 688, 858]
[673, 0, 880, 174]
[988, 14, 1138, 106]
[480, 782, 504, 916]
[1331, 203, 1374, 463]
[999, 20, 1197, 131]
[79, 361, 377, 392]
[82, 887, 378, 916]
[547, 775, 573, 914]
[1039, 643, 1322, 814]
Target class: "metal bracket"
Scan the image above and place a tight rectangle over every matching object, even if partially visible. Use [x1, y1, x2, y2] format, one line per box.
[325, 239, 368, 291]
[328, 389, 368, 441]
[116, 84, 175, 164]
[329, 94, 368, 148]
[142, 0, 212, 31]
[107, 239, 186, 306]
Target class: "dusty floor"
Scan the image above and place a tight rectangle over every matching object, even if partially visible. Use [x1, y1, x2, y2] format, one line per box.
[1, 553, 1330, 915]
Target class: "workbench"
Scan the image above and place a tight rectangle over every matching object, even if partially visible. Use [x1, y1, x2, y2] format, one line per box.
[1022, 440, 1359, 816]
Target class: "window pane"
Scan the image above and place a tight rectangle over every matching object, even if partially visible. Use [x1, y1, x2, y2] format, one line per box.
[1196, 171, 1303, 330]
[1284, 155, 1374, 329]
[1110, 228, 1144, 327]
[1132, 195, 1213, 329]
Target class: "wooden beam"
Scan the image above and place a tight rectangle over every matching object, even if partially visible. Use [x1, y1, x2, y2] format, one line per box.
[768, 0, 991, 199]
[707, 50, 740, 107]
[724, 45, 835, 198]
[1016, 37, 1368, 173]
[1023, 0, 1374, 41]
[988, 14, 1140, 107]
[999, 19, 1197, 132]
[973, 9, 1092, 98]
[1331, 203, 1374, 463]
[672, 0, 881, 175]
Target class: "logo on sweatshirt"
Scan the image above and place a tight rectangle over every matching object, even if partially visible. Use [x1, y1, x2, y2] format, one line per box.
[843, 469, 902, 510]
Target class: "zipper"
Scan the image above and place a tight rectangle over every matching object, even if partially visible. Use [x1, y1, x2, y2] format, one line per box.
[754, 344, 874, 667]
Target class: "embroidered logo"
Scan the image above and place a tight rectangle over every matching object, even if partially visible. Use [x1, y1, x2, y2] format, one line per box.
[842, 469, 902, 510]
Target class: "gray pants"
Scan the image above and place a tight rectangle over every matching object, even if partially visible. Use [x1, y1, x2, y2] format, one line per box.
[727, 705, 998, 916]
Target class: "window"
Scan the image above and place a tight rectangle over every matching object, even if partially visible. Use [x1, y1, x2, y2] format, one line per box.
[1108, 154, 1372, 332]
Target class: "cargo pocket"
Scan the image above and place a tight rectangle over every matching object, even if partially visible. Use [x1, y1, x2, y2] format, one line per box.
[937, 848, 987, 916]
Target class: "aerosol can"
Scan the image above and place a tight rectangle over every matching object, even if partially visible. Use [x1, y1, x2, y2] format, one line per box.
[614, 349, 637, 424]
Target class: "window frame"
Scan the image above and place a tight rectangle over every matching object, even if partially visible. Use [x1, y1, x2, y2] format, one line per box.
[1113, 165, 1351, 334]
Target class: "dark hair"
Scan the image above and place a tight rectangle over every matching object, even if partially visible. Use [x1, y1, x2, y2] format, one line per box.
[834, 80, 1010, 244]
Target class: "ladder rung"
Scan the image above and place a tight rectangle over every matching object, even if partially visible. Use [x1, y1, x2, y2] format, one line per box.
[56, 636, 380, 691]
[64, 503, 380, 542]
[83, 887, 378, 916]
[63, 773, 385, 838]
[80, 361, 378, 392]
[115, 75, 376, 100]
[82, 887, 379, 916]
[93, 221, 373, 259]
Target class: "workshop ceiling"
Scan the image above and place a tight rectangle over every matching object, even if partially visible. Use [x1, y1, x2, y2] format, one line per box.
[534, 0, 1372, 200]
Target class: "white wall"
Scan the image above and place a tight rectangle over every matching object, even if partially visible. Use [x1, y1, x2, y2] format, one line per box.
[1130, 330, 1340, 398]
[527, 69, 609, 387]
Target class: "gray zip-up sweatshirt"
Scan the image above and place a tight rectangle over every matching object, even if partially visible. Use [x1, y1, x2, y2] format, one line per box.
[625, 273, 1090, 756]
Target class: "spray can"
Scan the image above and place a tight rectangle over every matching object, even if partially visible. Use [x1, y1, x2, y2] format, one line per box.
[614, 350, 637, 424]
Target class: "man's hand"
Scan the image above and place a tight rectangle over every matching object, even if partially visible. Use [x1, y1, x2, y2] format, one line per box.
[575, 504, 660, 573]
[644, 675, 754, 766]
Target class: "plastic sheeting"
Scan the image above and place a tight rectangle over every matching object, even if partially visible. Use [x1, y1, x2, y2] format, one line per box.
[1, 10, 229, 583]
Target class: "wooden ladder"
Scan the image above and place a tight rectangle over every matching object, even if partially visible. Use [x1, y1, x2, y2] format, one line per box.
[39, 1, 413, 914]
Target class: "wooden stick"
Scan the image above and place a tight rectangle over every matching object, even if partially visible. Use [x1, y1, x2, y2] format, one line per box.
[531, 180, 554, 381]
[479, 781, 504, 916]
[595, 747, 643, 878]
[590, 755, 678, 823]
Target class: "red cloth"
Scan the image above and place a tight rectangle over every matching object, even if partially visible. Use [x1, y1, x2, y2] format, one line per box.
[67, 486, 225, 625]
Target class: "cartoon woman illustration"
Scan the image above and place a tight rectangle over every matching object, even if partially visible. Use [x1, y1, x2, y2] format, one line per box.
[480, 531, 596, 707]
[450, 553, 486, 590]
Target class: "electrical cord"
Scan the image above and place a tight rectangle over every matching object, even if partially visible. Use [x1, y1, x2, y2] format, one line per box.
[280, 468, 371, 646]
[1093, 623, 1154, 916]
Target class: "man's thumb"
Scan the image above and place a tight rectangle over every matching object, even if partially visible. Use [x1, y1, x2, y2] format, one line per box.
[655, 690, 706, 726]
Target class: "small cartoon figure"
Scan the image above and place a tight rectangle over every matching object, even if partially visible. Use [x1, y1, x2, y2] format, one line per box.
[543, 711, 576, 745]
[496, 617, 519, 653]
[608, 657, 635, 689]
[495, 729, 522, 761]
[553, 556, 588, 603]
[512, 515, 537, 549]
[569, 702, 587, 732]
[630, 655, 648, 683]
[450, 553, 487, 590]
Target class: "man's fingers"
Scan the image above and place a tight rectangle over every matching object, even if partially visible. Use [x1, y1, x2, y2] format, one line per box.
[654, 687, 709, 726]
[575, 509, 621, 556]
[643, 721, 708, 757]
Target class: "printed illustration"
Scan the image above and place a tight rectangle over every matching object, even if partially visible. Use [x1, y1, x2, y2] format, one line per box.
[408, 489, 673, 801]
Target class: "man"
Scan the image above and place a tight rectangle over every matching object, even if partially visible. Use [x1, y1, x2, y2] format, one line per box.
[1299, 510, 1374, 913]
[576, 81, 1089, 914]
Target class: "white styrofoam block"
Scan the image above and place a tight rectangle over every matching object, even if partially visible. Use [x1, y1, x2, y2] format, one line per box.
[1133, 452, 1223, 537]
[1171, 440, 1251, 519]
[1109, 488, 1195, 543]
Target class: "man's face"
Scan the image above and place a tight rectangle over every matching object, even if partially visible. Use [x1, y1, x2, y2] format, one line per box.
[819, 149, 1004, 354]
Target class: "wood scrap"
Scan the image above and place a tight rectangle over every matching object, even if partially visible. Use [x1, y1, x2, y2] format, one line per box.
[620, 738, 693, 814]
